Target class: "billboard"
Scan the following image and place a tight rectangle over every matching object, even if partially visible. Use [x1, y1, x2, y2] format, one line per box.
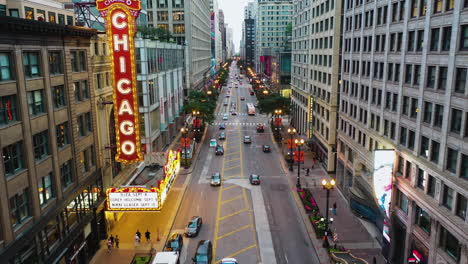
[97, 0, 143, 163]
[107, 187, 159, 210]
[373, 149, 395, 241]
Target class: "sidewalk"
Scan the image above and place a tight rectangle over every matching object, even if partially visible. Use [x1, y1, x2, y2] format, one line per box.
[90, 127, 208, 264]
[277, 121, 385, 264]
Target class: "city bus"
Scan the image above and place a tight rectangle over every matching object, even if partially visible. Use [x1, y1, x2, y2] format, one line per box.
[246, 103, 256, 116]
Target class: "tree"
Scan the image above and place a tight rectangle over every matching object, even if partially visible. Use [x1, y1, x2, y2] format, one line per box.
[137, 26, 173, 42]
[257, 93, 292, 116]
[183, 91, 216, 124]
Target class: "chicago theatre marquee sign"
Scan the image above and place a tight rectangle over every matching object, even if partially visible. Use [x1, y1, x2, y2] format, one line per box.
[97, 0, 143, 163]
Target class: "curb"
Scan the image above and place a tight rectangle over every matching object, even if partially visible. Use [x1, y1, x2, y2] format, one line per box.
[270, 131, 331, 264]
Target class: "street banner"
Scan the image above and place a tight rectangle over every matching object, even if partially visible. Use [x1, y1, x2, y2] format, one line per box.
[97, 0, 143, 163]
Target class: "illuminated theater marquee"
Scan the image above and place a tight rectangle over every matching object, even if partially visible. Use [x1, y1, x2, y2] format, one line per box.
[97, 0, 143, 163]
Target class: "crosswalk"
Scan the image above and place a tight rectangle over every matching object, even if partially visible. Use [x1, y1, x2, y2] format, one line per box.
[212, 122, 267, 126]
[216, 113, 251, 116]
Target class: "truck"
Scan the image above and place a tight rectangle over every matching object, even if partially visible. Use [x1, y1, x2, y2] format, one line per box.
[151, 251, 179, 264]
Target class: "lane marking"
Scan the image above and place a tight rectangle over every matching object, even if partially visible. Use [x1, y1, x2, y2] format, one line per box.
[219, 208, 249, 220]
[214, 245, 257, 264]
[216, 224, 252, 240]
[221, 195, 243, 205]
[224, 151, 240, 157]
[225, 174, 242, 180]
[224, 165, 241, 171]
[225, 157, 241, 162]
[221, 185, 239, 191]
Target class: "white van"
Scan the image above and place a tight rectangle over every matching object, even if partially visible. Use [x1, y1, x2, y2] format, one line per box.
[151, 251, 179, 264]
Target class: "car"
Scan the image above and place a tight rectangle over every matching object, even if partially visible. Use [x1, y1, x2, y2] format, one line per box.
[219, 132, 226, 140]
[240, 97, 245, 101]
[231, 112, 237, 115]
[221, 258, 238, 264]
[250, 91, 255, 95]
[164, 233, 183, 253]
[210, 173, 221, 186]
[219, 124, 226, 130]
[235, 85, 238, 88]
[209, 139, 217, 148]
[243, 136, 252, 144]
[223, 101, 228, 106]
[256, 125, 265, 132]
[215, 145, 224, 155]
[249, 174, 261, 185]
[192, 240, 213, 264]
[185, 216, 203, 237]
[222, 114, 228, 120]
[263, 145, 271, 153]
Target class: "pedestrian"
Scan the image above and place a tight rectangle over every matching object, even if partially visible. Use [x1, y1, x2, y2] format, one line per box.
[115, 235, 120, 248]
[109, 234, 115, 248]
[332, 202, 337, 215]
[373, 256, 377, 264]
[136, 229, 141, 240]
[135, 233, 140, 246]
[306, 168, 310, 176]
[107, 238, 112, 253]
[145, 230, 151, 242]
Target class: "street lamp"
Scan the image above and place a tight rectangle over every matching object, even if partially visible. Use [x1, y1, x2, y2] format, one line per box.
[274, 109, 282, 140]
[263, 90, 269, 95]
[207, 90, 212, 96]
[181, 128, 189, 169]
[287, 128, 296, 171]
[192, 110, 201, 141]
[295, 138, 305, 189]
[321, 178, 336, 238]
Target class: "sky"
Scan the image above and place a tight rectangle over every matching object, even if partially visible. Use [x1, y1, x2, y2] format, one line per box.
[219, 0, 252, 54]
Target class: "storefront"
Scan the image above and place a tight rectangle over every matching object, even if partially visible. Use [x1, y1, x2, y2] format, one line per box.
[309, 137, 329, 171]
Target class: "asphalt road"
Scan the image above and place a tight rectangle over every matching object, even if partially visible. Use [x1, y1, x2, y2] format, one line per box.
[170, 62, 320, 264]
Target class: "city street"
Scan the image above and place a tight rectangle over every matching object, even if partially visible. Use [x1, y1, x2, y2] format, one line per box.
[170, 62, 320, 263]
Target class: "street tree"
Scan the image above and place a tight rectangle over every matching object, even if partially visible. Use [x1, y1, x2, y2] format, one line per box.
[257, 93, 292, 116]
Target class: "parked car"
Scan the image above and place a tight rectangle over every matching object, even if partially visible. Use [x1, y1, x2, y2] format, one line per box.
[164, 233, 183, 253]
[243, 136, 252, 144]
[215, 145, 224, 155]
[210, 173, 221, 186]
[219, 124, 226, 130]
[209, 139, 217, 148]
[249, 174, 261, 185]
[240, 97, 245, 101]
[231, 112, 237, 115]
[256, 125, 264, 132]
[185, 216, 203, 237]
[221, 258, 238, 264]
[219, 132, 226, 140]
[192, 240, 213, 264]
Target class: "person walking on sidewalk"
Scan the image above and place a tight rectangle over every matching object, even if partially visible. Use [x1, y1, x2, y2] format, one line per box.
[306, 168, 310, 176]
[115, 235, 120, 248]
[332, 202, 337, 215]
[107, 238, 112, 253]
[109, 234, 115, 248]
[135, 233, 140, 246]
[145, 230, 151, 242]
[136, 230, 141, 240]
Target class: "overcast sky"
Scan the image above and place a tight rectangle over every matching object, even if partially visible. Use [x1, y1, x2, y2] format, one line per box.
[219, 0, 252, 53]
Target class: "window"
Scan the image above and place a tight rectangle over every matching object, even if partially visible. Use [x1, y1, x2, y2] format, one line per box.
[95, 74, 102, 89]
[460, 25, 468, 51]
[408, 130, 415, 150]
[415, 205, 431, 234]
[33, 130, 49, 160]
[71, 50, 87, 72]
[74, 80, 89, 102]
[0, 95, 20, 125]
[400, 127, 407, 145]
[420, 0, 427, 16]
[456, 194, 467, 220]
[24, 7, 34, 20]
[78, 112, 92, 137]
[39, 173, 54, 205]
[80, 145, 96, 173]
[23, 52, 41, 78]
[48, 12, 56, 23]
[3, 141, 24, 176]
[450, 109, 462, 133]
[430, 28, 439, 51]
[405, 160, 412, 178]
[434, 104, 444, 128]
[9, 9, 19, 18]
[56, 122, 69, 149]
[405, 64, 412, 84]
[427, 175, 436, 197]
[446, 0, 455, 10]
[462, 154, 468, 180]
[60, 160, 74, 188]
[431, 141, 440, 163]
[420, 136, 429, 158]
[27, 90, 45, 116]
[426, 66, 436, 88]
[58, 14, 65, 25]
[410, 98, 418, 118]
[48, 52, 63, 75]
[414, 65, 421, 85]
[454, 68, 467, 93]
[9, 189, 30, 227]
[443, 185, 454, 209]
[396, 189, 408, 214]
[0, 52, 14, 81]
[416, 30, 424, 51]
[441, 27, 451, 51]
[437, 67, 448, 90]
[67, 15, 74, 25]
[407, 31, 415, 51]
[446, 148, 458, 173]
[434, 0, 443, 13]
[417, 169, 426, 189]
[439, 227, 461, 261]
[53, 85, 66, 109]
[423, 101, 432, 124]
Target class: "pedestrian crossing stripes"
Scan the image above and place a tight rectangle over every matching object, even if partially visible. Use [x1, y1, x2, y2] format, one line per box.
[216, 113, 250, 116]
[212, 122, 266, 126]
